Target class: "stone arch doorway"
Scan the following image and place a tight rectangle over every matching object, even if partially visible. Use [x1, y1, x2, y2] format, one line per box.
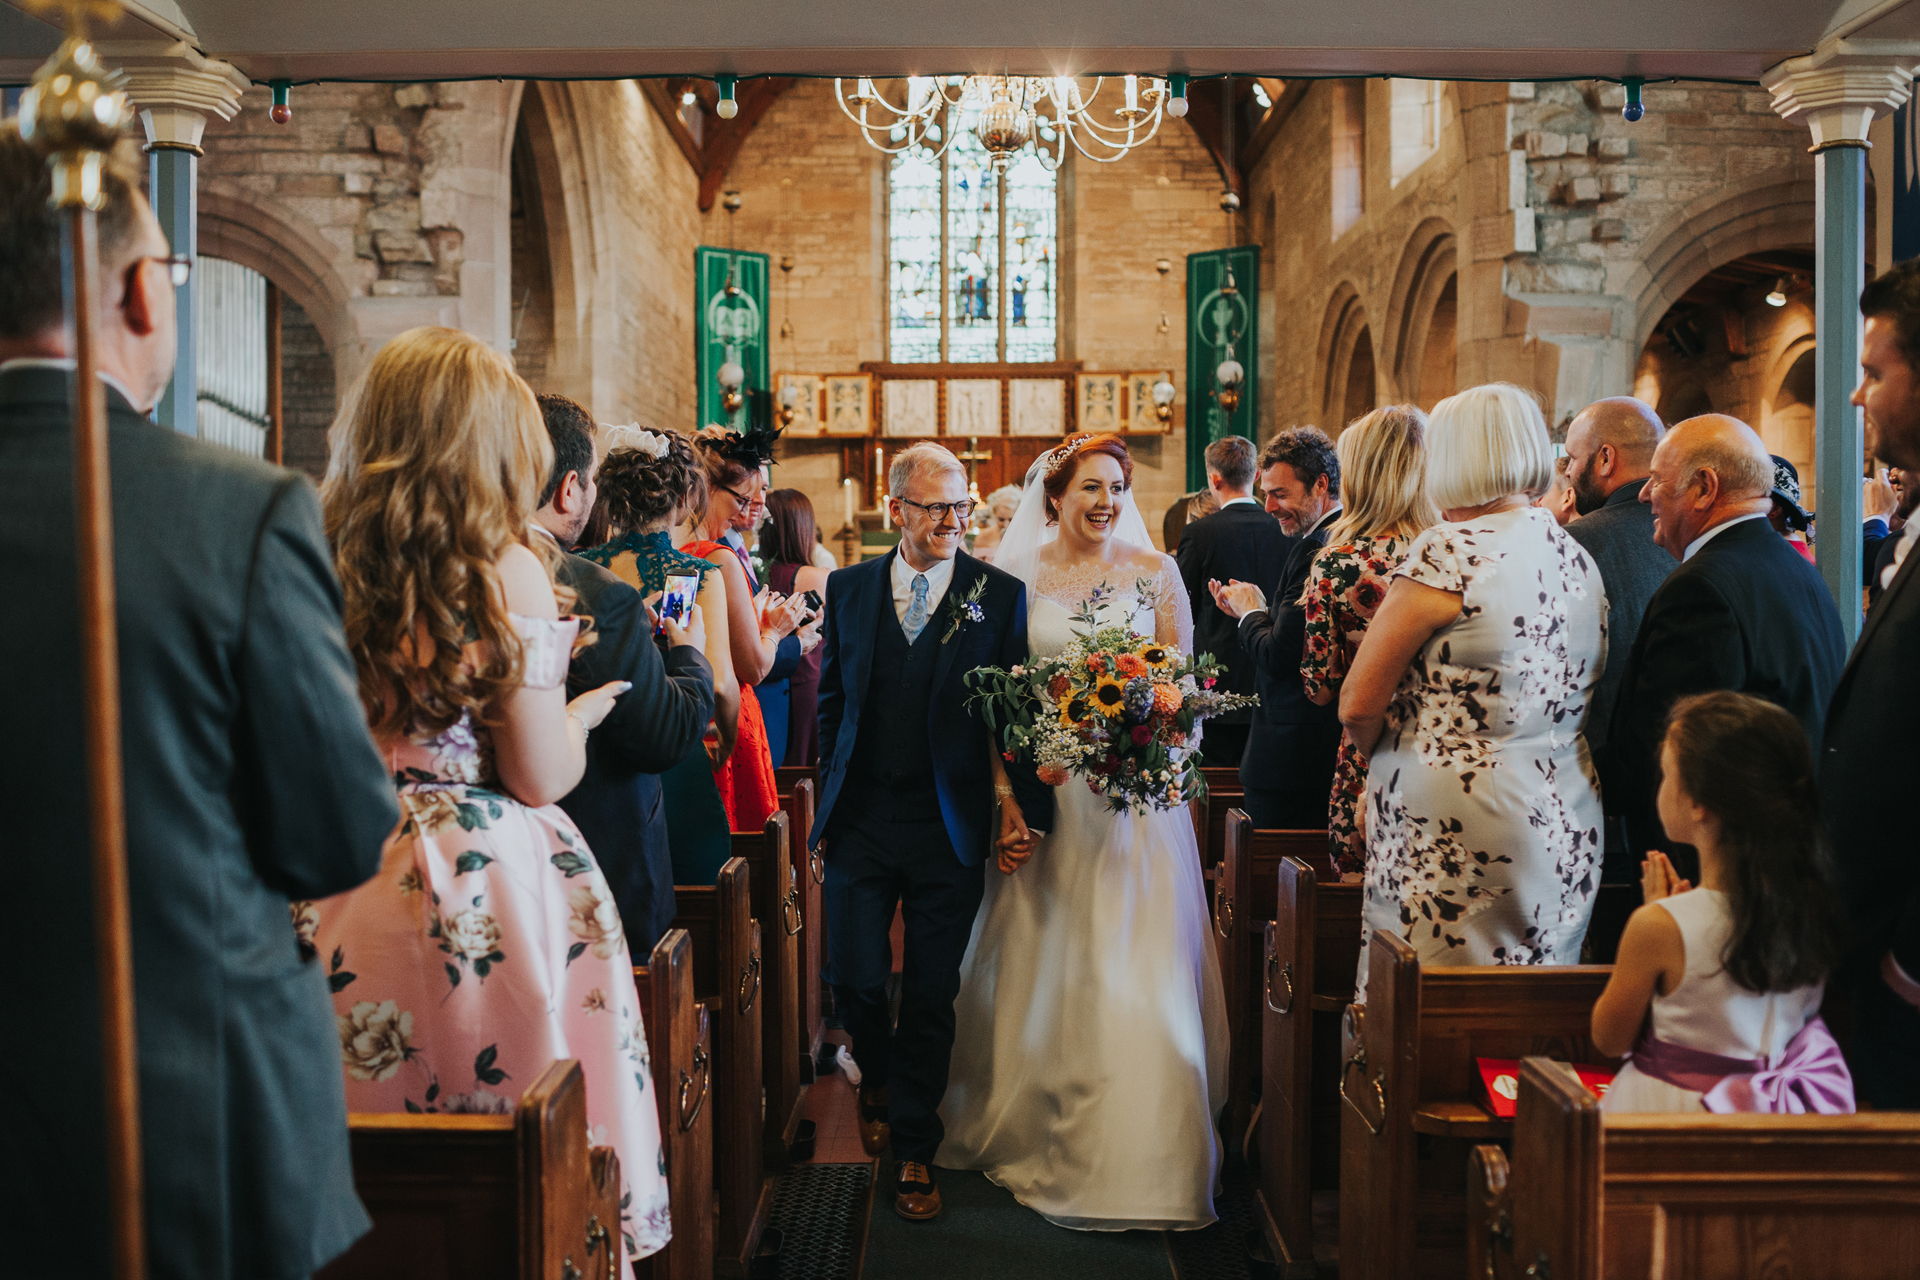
[1319, 283, 1377, 433]
[1385, 218, 1458, 411]
[509, 83, 593, 403]
[1631, 246, 1814, 481]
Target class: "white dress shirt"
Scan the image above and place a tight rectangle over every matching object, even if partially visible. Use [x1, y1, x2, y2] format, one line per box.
[1219, 495, 1260, 510]
[891, 551, 956, 628]
[1682, 511, 1768, 562]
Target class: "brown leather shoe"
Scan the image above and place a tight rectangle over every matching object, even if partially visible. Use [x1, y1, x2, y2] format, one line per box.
[894, 1161, 941, 1221]
[857, 1090, 890, 1157]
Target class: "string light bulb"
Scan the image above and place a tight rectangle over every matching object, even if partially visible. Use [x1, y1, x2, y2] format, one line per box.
[1766, 277, 1788, 307]
[1167, 73, 1189, 119]
[716, 75, 738, 120]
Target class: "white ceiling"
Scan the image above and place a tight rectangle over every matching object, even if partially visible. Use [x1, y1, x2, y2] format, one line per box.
[4, 0, 1919, 84]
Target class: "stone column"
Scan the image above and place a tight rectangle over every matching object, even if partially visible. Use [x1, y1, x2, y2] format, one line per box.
[103, 41, 248, 436]
[1765, 42, 1918, 643]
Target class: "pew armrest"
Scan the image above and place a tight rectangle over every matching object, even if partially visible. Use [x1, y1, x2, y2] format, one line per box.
[1412, 1099, 1508, 1140]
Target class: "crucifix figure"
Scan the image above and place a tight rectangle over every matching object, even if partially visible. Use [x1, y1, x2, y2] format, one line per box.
[957, 436, 993, 504]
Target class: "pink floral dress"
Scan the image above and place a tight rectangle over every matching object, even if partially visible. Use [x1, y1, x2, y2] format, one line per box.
[1300, 535, 1410, 875]
[301, 614, 670, 1264]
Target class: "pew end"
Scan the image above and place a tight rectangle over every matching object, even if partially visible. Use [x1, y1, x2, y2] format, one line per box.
[731, 810, 811, 1164]
[635, 930, 715, 1280]
[316, 1060, 622, 1280]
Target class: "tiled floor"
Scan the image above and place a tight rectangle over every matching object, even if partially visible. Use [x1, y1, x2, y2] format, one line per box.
[801, 1030, 871, 1165]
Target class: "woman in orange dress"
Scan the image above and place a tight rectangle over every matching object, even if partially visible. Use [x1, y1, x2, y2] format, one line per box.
[687, 426, 804, 832]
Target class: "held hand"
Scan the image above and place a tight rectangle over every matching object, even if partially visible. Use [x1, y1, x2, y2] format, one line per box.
[1209, 578, 1267, 620]
[761, 590, 806, 639]
[663, 602, 707, 654]
[996, 798, 1037, 874]
[567, 680, 633, 732]
[1866, 473, 1898, 520]
[1639, 849, 1692, 904]
[796, 614, 823, 654]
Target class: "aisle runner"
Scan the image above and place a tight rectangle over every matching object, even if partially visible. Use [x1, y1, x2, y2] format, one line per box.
[860, 1170, 1174, 1279]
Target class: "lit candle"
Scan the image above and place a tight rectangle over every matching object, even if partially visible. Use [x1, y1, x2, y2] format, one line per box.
[874, 444, 885, 508]
[842, 477, 854, 525]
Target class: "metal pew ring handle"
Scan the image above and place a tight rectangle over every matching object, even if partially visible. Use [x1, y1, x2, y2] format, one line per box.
[1216, 895, 1234, 941]
[781, 888, 803, 936]
[679, 1042, 711, 1133]
[1265, 956, 1294, 1015]
[585, 1214, 617, 1280]
[1339, 1045, 1387, 1136]
[809, 846, 825, 885]
[739, 952, 762, 1012]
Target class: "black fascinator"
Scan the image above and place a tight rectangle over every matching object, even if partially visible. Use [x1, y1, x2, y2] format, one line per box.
[697, 421, 782, 469]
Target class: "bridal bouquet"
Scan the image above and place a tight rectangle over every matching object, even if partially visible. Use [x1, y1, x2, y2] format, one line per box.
[966, 582, 1259, 814]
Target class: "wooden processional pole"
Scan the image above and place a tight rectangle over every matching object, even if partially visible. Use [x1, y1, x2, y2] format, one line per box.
[21, 19, 147, 1280]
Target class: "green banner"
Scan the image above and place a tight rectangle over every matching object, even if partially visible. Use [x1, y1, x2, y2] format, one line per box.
[1185, 245, 1259, 490]
[696, 246, 770, 430]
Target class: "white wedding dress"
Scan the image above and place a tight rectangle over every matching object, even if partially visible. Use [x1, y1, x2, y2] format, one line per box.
[936, 528, 1230, 1231]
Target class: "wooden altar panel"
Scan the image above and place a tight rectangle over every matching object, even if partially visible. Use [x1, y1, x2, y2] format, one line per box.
[1010, 378, 1067, 437]
[882, 378, 938, 437]
[947, 379, 1001, 437]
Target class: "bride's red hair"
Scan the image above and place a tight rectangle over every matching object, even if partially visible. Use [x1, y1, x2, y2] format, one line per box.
[1042, 433, 1134, 520]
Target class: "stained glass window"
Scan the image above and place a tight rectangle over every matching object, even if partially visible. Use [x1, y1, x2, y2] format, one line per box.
[887, 118, 1058, 363]
[888, 146, 942, 364]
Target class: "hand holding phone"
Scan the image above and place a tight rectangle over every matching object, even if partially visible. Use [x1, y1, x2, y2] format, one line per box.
[656, 573, 700, 636]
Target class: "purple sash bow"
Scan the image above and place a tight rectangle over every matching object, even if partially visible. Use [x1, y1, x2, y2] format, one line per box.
[1626, 1015, 1854, 1114]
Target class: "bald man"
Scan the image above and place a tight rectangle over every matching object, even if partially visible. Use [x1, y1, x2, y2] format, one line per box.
[1602, 414, 1846, 864]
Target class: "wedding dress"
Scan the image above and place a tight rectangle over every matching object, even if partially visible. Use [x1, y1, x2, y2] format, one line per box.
[936, 460, 1229, 1231]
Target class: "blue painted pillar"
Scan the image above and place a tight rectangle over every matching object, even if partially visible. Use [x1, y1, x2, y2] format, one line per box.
[148, 143, 196, 435]
[1815, 140, 1868, 645]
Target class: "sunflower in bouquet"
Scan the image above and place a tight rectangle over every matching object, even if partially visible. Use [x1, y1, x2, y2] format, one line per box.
[966, 581, 1259, 813]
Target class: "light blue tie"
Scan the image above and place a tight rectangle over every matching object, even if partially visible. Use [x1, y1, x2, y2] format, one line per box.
[902, 573, 931, 643]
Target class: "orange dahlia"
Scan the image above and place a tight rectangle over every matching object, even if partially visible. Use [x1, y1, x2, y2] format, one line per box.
[1151, 682, 1183, 716]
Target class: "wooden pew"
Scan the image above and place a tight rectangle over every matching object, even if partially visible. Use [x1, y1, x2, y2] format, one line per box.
[634, 930, 714, 1280]
[1200, 765, 1244, 873]
[1468, 1057, 1920, 1280]
[1339, 932, 1616, 1280]
[731, 811, 808, 1163]
[1214, 809, 1332, 1142]
[316, 1059, 622, 1280]
[1255, 855, 1362, 1277]
[774, 771, 825, 1073]
[670, 858, 772, 1276]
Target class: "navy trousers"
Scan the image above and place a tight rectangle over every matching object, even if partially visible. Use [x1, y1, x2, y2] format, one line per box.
[1851, 969, 1920, 1110]
[823, 809, 984, 1164]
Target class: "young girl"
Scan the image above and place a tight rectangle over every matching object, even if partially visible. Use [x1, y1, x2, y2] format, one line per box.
[1591, 690, 1854, 1114]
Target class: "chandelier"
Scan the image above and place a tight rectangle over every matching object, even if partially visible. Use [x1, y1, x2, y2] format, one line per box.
[834, 74, 1181, 170]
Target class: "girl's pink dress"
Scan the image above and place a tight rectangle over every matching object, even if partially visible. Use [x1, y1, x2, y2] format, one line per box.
[302, 614, 670, 1264]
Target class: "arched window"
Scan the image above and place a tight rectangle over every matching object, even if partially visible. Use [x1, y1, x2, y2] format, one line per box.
[888, 123, 1058, 363]
[1389, 80, 1442, 186]
[1330, 81, 1366, 239]
[195, 256, 272, 458]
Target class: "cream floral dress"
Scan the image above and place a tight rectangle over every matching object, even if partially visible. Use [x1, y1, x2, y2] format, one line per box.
[1358, 506, 1606, 995]
[301, 614, 670, 1264]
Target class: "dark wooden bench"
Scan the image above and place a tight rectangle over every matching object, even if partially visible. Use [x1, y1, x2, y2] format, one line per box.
[1469, 1057, 1920, 1280]
[1339, 932, 1616, 1280]
[1255, 855, 1362, 1277]
[1200, 765, 1245, 875]
[1214, 810, 1332, 1143]
[730, 811, 808, 1163]
[670, 858, 772, 1276]
[774, 771, 825, 1072]
[634, 929, 713, 1280]
[315, 1059, 622, 1280]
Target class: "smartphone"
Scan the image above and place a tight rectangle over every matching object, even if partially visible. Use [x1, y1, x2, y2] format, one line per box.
[801, 589, 823, 615]
[657, 573, 700, 635]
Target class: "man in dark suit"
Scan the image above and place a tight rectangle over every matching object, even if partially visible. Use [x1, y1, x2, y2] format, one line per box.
[1562, 398, 1672, 943]
[1824, 261, 1920, 1107]
[0, 132, 398, 1276]
[533, 395, 714, 953]
[812, 442, 1051, 1221]
[1604, 414, 1845, 866]
[1211, 427, 1342, 830]
[1175, 435, 1290, 768]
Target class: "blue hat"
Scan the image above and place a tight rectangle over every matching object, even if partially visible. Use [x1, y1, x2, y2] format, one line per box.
[1769, 456, 1811, 531]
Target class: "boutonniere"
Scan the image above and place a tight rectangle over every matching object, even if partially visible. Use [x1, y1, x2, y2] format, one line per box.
[941, 575, 989, 644]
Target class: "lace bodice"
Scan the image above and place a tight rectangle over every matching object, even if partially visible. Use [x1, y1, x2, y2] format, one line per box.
[1025, 544, 1193, 657]
[384, 612, 580, 787]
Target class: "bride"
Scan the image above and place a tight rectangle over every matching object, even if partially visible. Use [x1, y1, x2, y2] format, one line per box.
[937, 433, 1230, 1230]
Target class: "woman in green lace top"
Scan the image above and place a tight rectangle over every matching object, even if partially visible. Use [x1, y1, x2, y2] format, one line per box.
[580, 429, 738, 884]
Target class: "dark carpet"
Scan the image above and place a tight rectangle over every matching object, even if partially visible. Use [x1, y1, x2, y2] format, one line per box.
[861, 1169, 1175, 1280]
[769, 1163, 874, 1280]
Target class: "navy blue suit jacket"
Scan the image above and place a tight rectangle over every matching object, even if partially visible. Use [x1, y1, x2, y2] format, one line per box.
[812, 549, 1051, 865]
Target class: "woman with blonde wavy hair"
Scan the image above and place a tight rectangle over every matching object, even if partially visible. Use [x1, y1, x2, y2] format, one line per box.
[1299, 405, 1440, 873]
[308, 327, 671, 1264]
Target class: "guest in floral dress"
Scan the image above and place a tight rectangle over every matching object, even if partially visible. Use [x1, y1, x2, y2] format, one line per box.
[1338, 383, 1607, 995]
[1299, 406, 1438, 874]
[582, 428, 738, 884]
[310, 328, 671, 1264]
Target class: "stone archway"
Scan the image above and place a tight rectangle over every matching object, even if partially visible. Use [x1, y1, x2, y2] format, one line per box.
[511, 82, 596, 405]
[1318, 282, 1376, 432]
[1384, 217, 1458, 410]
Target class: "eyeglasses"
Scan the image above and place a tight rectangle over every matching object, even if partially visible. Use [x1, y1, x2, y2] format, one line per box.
[898, 496, 975, 523]
[134, 253, 193, 288]
[716, 483, 761, 507]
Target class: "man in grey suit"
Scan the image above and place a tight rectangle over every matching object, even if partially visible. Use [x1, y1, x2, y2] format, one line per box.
[0, 130, 398, 1276]
[1562, 398, 1672, 952]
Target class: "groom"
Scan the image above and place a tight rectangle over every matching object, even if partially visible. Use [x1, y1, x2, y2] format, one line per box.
[813, 441, 1052, 1222]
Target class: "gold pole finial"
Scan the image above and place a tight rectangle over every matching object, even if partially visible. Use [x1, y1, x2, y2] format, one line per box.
[18, 1, 133, 209]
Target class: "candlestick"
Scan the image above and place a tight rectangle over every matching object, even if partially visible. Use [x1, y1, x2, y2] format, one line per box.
[842, 477, 854, 525]
[874, 444, 885, 508]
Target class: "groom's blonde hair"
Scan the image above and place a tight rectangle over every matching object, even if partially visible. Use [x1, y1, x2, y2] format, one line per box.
[889, 442, 967, 498]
